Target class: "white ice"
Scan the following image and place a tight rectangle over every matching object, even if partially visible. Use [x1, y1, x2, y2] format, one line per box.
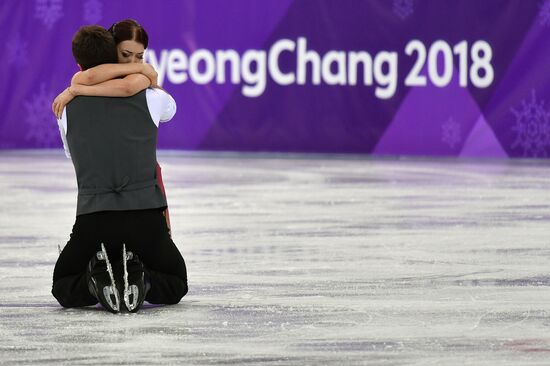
[1, 150, 550, 365]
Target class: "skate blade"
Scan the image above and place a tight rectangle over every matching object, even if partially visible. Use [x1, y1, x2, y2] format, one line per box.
[124, 285, 140, 312]
[102, 285, 120, 312]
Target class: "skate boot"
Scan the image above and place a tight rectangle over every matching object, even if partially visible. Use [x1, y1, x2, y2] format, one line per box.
[122, 244, 150, 313]
[87, 243, 120, 313]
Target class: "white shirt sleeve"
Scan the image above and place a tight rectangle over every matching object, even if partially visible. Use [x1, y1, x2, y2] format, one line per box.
[57, 108, 71, 159]
[145, 88, 177, 127]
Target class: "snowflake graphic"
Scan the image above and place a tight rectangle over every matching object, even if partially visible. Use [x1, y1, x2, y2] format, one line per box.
[510, 90, 550, 157]
[393, 0, 414, 20]
[83, 0, 103, 24]
[34, 0, 64, 30]
[441, 117, 461, 149]
[6, 34, 29, 67]
[539, 0, 550, 27]
[23, 84, 59, 147]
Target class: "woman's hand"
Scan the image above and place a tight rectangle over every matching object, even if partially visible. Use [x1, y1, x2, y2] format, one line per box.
[142, 64, 159, 88]
[52, 87, 76, 119]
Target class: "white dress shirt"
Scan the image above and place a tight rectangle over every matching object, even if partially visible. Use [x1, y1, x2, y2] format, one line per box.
[57, 88, 177, 158]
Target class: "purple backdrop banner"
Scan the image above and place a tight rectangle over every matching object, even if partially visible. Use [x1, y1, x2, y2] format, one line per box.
[1, 0, 550, 158]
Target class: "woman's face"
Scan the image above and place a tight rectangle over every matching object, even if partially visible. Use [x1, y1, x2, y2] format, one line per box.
[117, 40, 145, 64]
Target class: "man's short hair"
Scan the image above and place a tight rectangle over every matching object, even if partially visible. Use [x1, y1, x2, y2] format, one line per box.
[72, 25, 118, 70]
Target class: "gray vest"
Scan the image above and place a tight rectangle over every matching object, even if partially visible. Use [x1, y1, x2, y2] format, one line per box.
[66, 91, 167, 216]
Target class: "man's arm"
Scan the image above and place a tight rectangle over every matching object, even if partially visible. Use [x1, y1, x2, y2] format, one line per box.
[56, 108, 71, 159]
[146, 88, 177, 127]
[72, 63, 158, 86]
[159, 90, 177, 123]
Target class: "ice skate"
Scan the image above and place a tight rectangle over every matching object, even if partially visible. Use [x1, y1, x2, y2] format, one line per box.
[122, 244, 150, 312]
[87, 243, 120, 313]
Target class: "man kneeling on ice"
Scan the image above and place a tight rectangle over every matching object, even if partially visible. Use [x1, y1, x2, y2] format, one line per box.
[51, 25, 188, 313]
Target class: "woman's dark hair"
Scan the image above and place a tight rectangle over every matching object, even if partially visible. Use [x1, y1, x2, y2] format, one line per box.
[72, 25, 118, 70]
[108, 19, 148, 48]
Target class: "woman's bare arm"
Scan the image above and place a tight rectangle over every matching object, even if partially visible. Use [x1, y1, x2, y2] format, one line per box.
[72, 63, 158, 86]
[72, 74, 151, 96]
[52, 74, 151, 118]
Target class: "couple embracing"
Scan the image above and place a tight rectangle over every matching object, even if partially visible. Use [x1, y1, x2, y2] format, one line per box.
[51, 20, 188, 313]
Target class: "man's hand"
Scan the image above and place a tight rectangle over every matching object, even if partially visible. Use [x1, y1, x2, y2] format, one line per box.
[52, 87, 76, 119]
[141, 64, 159, 88]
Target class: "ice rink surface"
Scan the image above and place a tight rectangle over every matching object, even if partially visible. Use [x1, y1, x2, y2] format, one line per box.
[1, 150, 550, 365]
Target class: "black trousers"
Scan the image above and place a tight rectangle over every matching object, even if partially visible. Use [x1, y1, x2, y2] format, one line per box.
[52, 208, 188, 308]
